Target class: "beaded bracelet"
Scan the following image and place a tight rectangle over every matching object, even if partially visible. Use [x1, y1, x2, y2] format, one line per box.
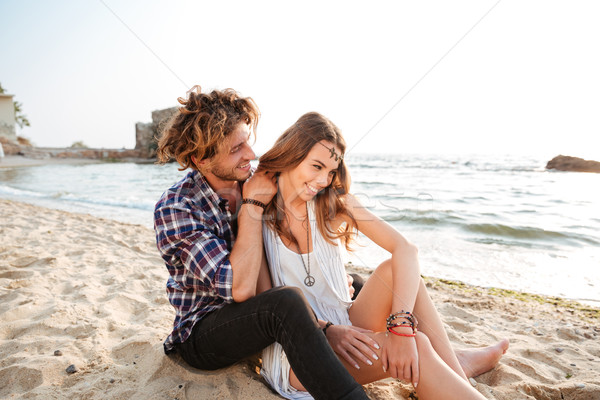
[386, 311, 418, 337]
[241, 198, 267, 210]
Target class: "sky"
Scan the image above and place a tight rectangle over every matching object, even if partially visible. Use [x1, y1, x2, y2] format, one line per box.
[1, 0, 599, 160]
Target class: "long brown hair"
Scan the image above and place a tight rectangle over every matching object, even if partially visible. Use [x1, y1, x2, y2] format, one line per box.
[257, 112, 357, 250]
[156, 85, 260, 171]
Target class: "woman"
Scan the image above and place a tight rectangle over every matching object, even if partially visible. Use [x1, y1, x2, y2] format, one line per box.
[254, 112, 508, 399]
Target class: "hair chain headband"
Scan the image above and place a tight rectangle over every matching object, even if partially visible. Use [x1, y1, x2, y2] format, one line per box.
[317, 141, 344, 161]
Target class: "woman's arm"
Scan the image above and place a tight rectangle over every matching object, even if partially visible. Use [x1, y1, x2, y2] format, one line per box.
[339, 193, 421, 385]
[342, 193, 421, 313]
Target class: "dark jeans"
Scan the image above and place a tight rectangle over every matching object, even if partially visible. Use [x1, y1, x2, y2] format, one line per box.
[349, 273, 364, 300]
[174, 286, 367, 400]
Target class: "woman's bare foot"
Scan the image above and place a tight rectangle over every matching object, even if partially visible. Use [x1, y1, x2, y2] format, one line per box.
[456, 339, 509, 378]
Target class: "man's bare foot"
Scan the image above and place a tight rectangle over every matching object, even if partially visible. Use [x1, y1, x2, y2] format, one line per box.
[456, 339, 509, 378]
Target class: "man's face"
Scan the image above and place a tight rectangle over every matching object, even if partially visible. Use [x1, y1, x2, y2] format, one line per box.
[204, 123, 256, 182]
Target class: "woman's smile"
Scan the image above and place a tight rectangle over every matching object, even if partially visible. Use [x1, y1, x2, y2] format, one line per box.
[305, 182, 321, 196]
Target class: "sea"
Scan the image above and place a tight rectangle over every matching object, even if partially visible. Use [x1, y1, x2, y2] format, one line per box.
[1, 153, 599, 306]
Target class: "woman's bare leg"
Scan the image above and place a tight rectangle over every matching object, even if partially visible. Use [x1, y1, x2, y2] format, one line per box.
[289, 331, 486, 400]
[349, 259, 508, 379]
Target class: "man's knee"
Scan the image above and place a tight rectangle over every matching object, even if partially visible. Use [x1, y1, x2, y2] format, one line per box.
[268, 285, 308, 306]
[263, 286, 316, 320]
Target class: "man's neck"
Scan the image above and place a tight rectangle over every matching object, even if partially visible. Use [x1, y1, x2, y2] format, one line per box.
[202, 172, 241, 209]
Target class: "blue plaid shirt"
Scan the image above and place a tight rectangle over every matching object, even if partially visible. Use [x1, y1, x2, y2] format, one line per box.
[155, 170, 238, 353]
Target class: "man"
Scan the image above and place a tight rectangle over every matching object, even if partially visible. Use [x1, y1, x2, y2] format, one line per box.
[154, 85, 368, 399]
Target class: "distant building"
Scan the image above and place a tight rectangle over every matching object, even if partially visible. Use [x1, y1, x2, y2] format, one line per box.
[0, 93, 17, 143]
[135, 107, 177, 158]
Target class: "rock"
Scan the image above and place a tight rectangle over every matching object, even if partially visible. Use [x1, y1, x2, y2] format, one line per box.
[555, 347, 564, 353]
[66, 364, 78, 374]
[575, 383, 586, 389]
[53, 350, 63, 356]
[546, 155, 600, 173]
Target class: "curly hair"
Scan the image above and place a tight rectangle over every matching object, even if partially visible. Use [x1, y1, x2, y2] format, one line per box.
[156, 85, 260, 171]
[256, 112, 357, 251]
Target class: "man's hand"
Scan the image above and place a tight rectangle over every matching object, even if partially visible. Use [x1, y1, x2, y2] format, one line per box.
[326, 325, 380, 370]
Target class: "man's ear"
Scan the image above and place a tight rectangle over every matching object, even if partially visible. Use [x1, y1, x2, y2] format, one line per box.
[191, 155, 205, 169]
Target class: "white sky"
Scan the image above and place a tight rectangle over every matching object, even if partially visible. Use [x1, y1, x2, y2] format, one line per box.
[1, 0, 599, 159]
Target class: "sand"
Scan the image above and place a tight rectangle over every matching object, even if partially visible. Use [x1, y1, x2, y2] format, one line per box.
[0, 198, 598, 399]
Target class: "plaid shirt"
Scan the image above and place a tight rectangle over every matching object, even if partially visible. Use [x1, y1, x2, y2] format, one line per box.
[154, 170, 238, 353]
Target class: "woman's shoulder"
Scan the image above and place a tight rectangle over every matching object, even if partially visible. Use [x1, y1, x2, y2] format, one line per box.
[326, 193, 360, 230]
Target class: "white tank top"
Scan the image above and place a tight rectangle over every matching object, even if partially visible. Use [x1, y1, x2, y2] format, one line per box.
[260, 201, 353, 399]
[275, 236, 340, 319]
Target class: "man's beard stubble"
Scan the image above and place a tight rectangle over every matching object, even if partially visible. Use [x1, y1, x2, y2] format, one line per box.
[208, 162, 250, 182]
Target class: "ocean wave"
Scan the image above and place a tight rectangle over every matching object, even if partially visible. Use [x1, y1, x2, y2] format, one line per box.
[0, 184, 155, 212]
[348, 155, 545, 174]
[464, 237, 558, 250]
[353, 181, 390, 186]
[381, 209, 465, 226]
[380, 206, 599, 247]
[0, 184, 47, 198]
[455, 196, 490, 203]
[462, 223, 599, 246]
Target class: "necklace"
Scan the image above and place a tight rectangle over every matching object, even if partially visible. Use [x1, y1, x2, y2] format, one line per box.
[292, 202, 315, 287]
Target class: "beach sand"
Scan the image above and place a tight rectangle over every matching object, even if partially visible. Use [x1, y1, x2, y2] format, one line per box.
[0, 198, 598, 399]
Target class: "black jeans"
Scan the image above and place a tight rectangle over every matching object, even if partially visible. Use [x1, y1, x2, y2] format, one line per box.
[174, 286, 367, 400]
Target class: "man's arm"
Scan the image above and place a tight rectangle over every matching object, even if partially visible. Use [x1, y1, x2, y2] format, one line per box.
[229, 171, 276, 302]
[256, 249, 273, 294]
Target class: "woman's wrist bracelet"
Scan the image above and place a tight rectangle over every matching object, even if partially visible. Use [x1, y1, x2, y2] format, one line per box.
[388, 328, 417, 338]
[386, 310, 418, 336]
[323, 321, 334, 336]
[241, 198, 267, 210]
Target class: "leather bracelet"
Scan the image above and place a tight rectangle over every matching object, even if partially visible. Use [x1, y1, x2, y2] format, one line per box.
[323, 321, 334, 336]
[241, 198, 267, 210]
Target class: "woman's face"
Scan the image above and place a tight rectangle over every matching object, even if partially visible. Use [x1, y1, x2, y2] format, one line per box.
[280, 140, 341, 203]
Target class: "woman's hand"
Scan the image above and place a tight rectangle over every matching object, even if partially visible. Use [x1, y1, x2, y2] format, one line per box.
[325, 325, 380, 370]
[381, 331, 419, 388]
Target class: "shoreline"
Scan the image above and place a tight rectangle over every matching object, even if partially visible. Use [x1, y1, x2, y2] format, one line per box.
[1, 198, 598, 399]
[0, 165, 598, 307]
[0, 155, 104, 168]
[0, 154, 156, 169]
[348, 264, 600, 320]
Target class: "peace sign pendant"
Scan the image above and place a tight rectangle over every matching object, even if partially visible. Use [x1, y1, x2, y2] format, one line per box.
[304, 275, 315, 287]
